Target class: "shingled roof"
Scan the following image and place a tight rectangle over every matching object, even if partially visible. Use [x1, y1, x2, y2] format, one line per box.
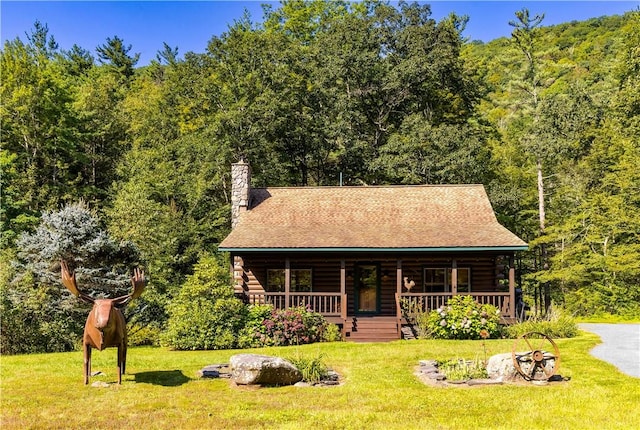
[219, 185, 527, 251]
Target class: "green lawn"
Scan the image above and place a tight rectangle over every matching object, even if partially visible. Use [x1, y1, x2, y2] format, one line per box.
[2, 332, 639, 429]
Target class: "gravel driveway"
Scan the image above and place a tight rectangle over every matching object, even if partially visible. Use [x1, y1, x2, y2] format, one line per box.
[579, 323, 640, 378]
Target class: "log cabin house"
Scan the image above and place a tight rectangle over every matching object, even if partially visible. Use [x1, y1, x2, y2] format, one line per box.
[219, 161, 527, 341]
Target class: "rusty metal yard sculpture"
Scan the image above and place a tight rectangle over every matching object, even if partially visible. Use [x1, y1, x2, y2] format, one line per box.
[512, 332, 561, 381]
[61, 260, 145, 385]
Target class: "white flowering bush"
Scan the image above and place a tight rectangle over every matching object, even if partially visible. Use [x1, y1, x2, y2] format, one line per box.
[417, 295, 501, 339]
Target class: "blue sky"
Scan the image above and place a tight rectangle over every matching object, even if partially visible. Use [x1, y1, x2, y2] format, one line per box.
[2, 1, 638, 65]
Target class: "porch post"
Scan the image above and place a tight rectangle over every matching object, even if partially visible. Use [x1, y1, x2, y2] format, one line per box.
[396, 259, 403, 335]
[509, 257, 516, 319]
[285, 258, 291, 309]
[451, 260, 458, 295]
[340, 260, 347, 331]
[396, 260, 402, 298]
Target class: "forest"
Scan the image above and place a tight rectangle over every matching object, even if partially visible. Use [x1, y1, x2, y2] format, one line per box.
[1, 1, 638, 353]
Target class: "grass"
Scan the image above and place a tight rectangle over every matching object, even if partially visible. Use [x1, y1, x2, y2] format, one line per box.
[2, 332, 639, 429]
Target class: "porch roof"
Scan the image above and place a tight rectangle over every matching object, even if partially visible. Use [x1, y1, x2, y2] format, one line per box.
[219, 185, 527, 251]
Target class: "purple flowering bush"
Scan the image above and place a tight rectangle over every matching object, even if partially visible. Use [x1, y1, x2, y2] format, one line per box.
[238, 304, 329, 348]
[418, 295, 501, 339]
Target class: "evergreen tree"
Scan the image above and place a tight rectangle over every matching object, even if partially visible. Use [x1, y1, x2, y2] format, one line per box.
[2, 202, 141, 354]
[96, 35, 140, 78]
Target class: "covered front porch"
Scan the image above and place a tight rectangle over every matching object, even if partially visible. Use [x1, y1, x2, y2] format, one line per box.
[233, 252, 518, 340]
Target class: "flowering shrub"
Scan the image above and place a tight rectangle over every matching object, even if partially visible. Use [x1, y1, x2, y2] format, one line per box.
[238, 305, 329, 348]
[417, 295, 501, 339]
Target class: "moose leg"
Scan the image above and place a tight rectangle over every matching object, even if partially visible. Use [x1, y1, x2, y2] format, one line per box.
[122, 339, 127, 376]
[83, 342, 91, 385]
[117, 343, 124, 384]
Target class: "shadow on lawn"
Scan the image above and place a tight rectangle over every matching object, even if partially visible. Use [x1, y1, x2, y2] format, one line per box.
[134, 370, 191, 386]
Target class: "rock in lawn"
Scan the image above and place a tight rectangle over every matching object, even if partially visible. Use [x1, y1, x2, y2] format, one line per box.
[230, 354, 302, 386]
[486, 353, 520, 381]
[197, 364, 231, 379]
[198, 368, 220, 378]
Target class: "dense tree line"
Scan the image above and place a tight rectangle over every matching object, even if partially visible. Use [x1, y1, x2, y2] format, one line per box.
[2, 1, 638, 352]
[464, 9, 639, 315]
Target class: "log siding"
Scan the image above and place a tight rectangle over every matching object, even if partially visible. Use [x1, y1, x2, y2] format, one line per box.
[233, 251, 516, 319]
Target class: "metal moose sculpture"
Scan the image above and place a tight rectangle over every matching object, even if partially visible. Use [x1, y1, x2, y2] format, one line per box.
[60, 260, 146, 385]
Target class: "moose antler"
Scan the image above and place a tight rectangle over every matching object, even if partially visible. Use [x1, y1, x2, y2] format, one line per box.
[60, 260, 94, 303]
[112, 267, 146, 307]
[61, 260, 146, 306]
[130, 267, 145, 299]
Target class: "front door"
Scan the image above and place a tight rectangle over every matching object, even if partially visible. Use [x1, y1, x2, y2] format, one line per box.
[354, 264, 380, 315]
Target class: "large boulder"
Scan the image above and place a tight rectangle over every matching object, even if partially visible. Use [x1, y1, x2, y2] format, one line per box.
[486, 353, 520, 381]
[230, 354, 302, 386]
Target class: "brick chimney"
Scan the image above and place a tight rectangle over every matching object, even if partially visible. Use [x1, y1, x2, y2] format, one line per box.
[231, 160, 251, 229]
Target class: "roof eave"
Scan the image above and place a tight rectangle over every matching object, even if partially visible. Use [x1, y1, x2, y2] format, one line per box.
[218, 246, 529, 253]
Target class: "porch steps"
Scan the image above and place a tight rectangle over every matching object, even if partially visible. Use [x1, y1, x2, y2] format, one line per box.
[345, 316, 400, 342]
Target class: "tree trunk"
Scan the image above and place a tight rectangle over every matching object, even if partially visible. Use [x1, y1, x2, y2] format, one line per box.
[537, 157, 551, 314]
[537, 158, 545, 232]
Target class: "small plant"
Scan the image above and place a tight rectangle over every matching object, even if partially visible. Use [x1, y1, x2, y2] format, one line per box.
[400, 297, 424, 325]
[479, 329, 490, 364]
[506, 306, 578, 339]
[288, 353, 329, 384]
[437, 358, 488, 381]
[321, 323, 343, 342]
[418, 295, 501, 340]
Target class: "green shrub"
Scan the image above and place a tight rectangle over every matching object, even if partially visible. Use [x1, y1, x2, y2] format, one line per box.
[127, 324, 162, 346]
[288, 354, 329, 384]
[237, 304, 275, 348]
[417, 295, 501, 340]
[321, 323, 343, 342]
[1, 269, 83, 354]
[162, 254, 246, 350]
[506, 307, 578, 338]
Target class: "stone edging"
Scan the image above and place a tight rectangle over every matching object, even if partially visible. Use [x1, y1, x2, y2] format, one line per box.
[415, 360, 505, 387]
[416, 359, 568, 387]
[197, 363, 343, 388]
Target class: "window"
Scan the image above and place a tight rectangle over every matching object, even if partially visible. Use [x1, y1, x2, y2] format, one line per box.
[456, 268, 471, 293]
[424, 268, 447, 292]
[423, 268, 471, 292]
[266, 269, 312, 292]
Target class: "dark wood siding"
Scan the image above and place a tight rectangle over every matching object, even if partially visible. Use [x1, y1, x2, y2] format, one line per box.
[236, 251, 512, 316]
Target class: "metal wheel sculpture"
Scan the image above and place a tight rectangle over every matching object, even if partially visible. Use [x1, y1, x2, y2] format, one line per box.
[512, 332, 560, 381]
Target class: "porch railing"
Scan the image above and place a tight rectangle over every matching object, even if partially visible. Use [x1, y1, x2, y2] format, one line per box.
[246, 291, 344, 317]
[399, 292, 513, 317]
[245, 291, 513, 320]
